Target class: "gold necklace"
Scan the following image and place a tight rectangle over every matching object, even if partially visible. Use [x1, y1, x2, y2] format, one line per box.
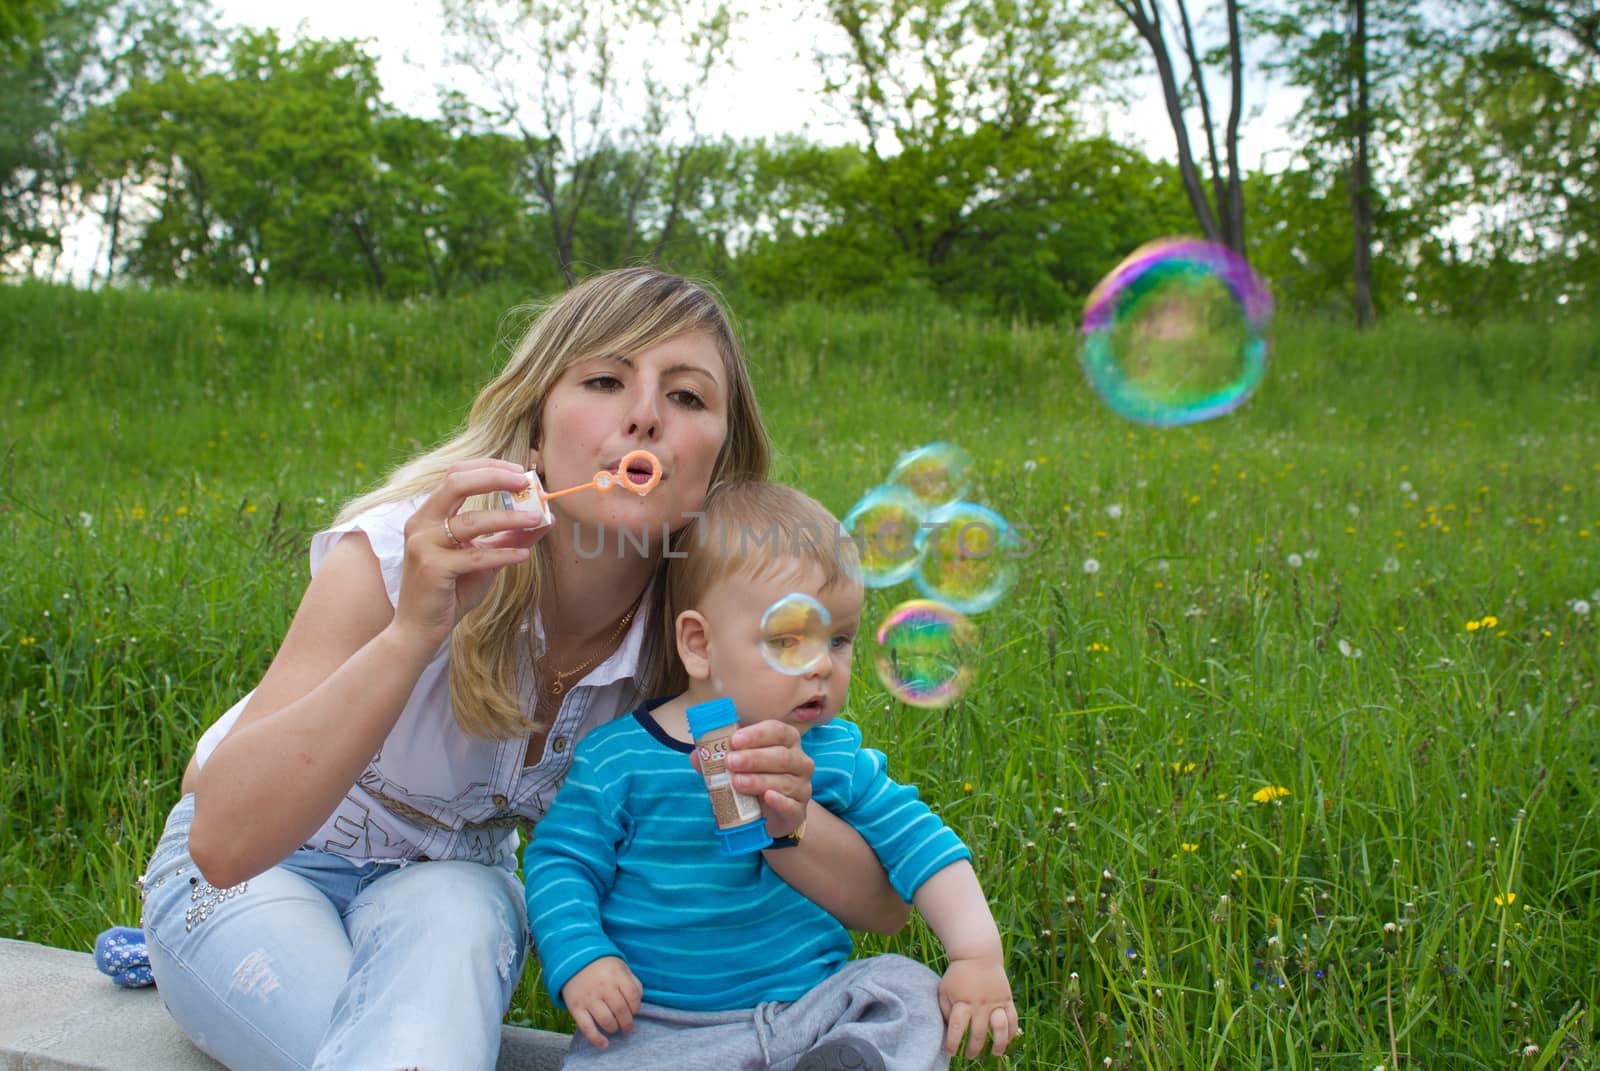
[541, 603, 638, 699]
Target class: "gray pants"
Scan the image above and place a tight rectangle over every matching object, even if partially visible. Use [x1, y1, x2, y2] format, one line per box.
[560, 954, 950, 1070]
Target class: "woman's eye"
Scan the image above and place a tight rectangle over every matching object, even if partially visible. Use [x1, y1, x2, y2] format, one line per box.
[584, 375, 622, 391]
[669, 389, 706, 410]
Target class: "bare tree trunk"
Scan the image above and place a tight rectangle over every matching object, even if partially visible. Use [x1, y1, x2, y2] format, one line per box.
[1120, 0, 1228, 244]
[1349, 0, 1376, 326]
[350, 215, 387, 294]
[102, 180, 124, 288]
[1223, 0, 1246, 252]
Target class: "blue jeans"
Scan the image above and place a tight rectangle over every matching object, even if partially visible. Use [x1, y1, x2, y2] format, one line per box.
[141, 795, 530, 1071]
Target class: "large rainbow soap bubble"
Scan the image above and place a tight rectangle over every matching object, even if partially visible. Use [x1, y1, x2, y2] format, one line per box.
[887, 442, 972, 510]
[873, 599, 978, 709]
[913, 502, 1018, 615]
[1080, 238, 1272, 427]
[842, 484, 926, 588]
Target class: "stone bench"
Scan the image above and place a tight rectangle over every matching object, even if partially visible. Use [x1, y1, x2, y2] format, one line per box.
[0, 938, 569, 1070]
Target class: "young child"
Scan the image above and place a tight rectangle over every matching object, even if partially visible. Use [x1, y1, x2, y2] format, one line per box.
[523, 481, 1017, 1070]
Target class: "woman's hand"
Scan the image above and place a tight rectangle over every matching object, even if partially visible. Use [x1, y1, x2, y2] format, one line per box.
[393, 460, 548, 652]
[725, 720, 813, 840]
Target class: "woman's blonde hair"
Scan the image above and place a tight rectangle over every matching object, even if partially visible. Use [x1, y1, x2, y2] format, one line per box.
[336, 267, 770, 738]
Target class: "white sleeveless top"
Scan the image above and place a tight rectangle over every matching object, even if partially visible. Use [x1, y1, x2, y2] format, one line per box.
[192, 496, 654, 867]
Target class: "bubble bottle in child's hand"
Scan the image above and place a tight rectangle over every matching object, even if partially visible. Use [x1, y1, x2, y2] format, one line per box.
[686, 697, 773, 855]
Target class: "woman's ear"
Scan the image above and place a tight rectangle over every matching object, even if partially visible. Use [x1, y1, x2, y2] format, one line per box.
[676, 609, 712, 681]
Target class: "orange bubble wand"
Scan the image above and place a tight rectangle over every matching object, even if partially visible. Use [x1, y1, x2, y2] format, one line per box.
[502, 449, 662, 523]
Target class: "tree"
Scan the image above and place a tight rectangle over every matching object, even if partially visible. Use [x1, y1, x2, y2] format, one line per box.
[440, 0, 736, 284]
[1256, 0, 1427, 326]
[77, 31, 393, 291]
[1108, 0, 1248, 255]
[1405, 0, 1600, 309]
[0, 0, 56, 54]
[814, 0, 1132, 290]
[0, 0, 213, 276]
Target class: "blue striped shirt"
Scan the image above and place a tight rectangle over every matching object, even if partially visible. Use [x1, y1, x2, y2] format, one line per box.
[523, 700, 971, 1012]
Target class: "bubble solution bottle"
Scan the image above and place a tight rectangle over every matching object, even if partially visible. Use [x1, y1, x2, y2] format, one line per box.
[685, 697, 773, 855]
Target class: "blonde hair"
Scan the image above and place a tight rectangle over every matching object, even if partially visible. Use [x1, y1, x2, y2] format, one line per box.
[336, 268, 770, 738]
[661, 481, 862, 696]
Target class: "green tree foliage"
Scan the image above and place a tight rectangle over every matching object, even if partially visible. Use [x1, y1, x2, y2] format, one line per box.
[736, 133, 1192, 319]
[1405, 0, 1600, 311]
[0, 0, 210, 274]
[1254, 0, 1428, 324]
[441, 0, 736, 284]
[0, 0, 56, 54]
[73, 31, 546, 295]
[816, 0, 1132, 267]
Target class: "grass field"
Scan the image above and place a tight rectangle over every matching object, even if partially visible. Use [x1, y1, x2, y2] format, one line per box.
[2, 280, 1597, 1068]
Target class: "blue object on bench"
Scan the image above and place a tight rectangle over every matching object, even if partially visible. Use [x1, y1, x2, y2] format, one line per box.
[94, 926, 154, 988]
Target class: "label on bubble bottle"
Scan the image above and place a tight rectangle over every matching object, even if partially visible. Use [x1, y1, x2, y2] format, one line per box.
[500, 471, 554, 529]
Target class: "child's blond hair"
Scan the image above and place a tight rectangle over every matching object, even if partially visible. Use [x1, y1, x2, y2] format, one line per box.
[660, 482, 861, 692]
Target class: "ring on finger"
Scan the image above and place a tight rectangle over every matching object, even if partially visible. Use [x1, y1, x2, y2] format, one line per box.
[443, 515, 465, 549]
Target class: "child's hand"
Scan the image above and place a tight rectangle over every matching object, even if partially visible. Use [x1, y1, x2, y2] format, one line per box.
[939, 955, 1019, 1059]
[561, 956, 643, 1050]
[726, 720, 814, 838]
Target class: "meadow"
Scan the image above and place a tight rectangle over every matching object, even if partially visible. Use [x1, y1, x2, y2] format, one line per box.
[2, 280, 1597, 1069]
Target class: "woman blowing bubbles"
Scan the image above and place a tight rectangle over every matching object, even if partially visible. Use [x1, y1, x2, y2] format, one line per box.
[138, 268, 911, 1071]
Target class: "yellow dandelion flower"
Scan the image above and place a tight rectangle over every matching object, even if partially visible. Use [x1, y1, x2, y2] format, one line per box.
[1494, 892, 1516, 907]
[1482, 615, 1498, 628]
[1181, 843, 1199, 853]
[20, 636, 36, 646]
[963, 782, 973, 794]
[1466, 619, 1481, 632]
[1251, 785, 1290, 804]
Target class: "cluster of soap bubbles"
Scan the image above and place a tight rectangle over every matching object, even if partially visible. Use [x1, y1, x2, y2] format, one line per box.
[844, 443, 1018, 615]
[841, 442, 1017, 709]
[755, 239, 1273, 704]
[1080, 238, 1272, 427]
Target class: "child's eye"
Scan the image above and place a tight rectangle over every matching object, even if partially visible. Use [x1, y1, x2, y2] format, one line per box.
[831, 634, 854, 650]
[767, 635, 801, 650]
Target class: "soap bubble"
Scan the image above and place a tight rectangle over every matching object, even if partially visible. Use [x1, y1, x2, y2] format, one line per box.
[842, 484, 926, 588]
[913, 502, 1018, 615]
[887, 442, 972, 509]
[1081, 238, 1272, 426]
[873, 599, 978, 709]
[759, 593, 832, 676]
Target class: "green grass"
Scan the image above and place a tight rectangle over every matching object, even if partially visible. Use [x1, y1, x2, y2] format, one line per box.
[3, 280, 1598, 1068]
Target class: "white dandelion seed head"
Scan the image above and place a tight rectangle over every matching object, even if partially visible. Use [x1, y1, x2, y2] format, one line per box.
[1287, 553, 1304, 568]
[1382, 557, 1400, 573]
[1083, 558, 1101, 575]
[1106, 503, 1123, 519]
[1023, 459, 1037, 472]
[79, 512, 93, 528]
[1399, 481, 1412, 493]
[1347, 503, 1360, 516]
[1574, 599, 1592, 617]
